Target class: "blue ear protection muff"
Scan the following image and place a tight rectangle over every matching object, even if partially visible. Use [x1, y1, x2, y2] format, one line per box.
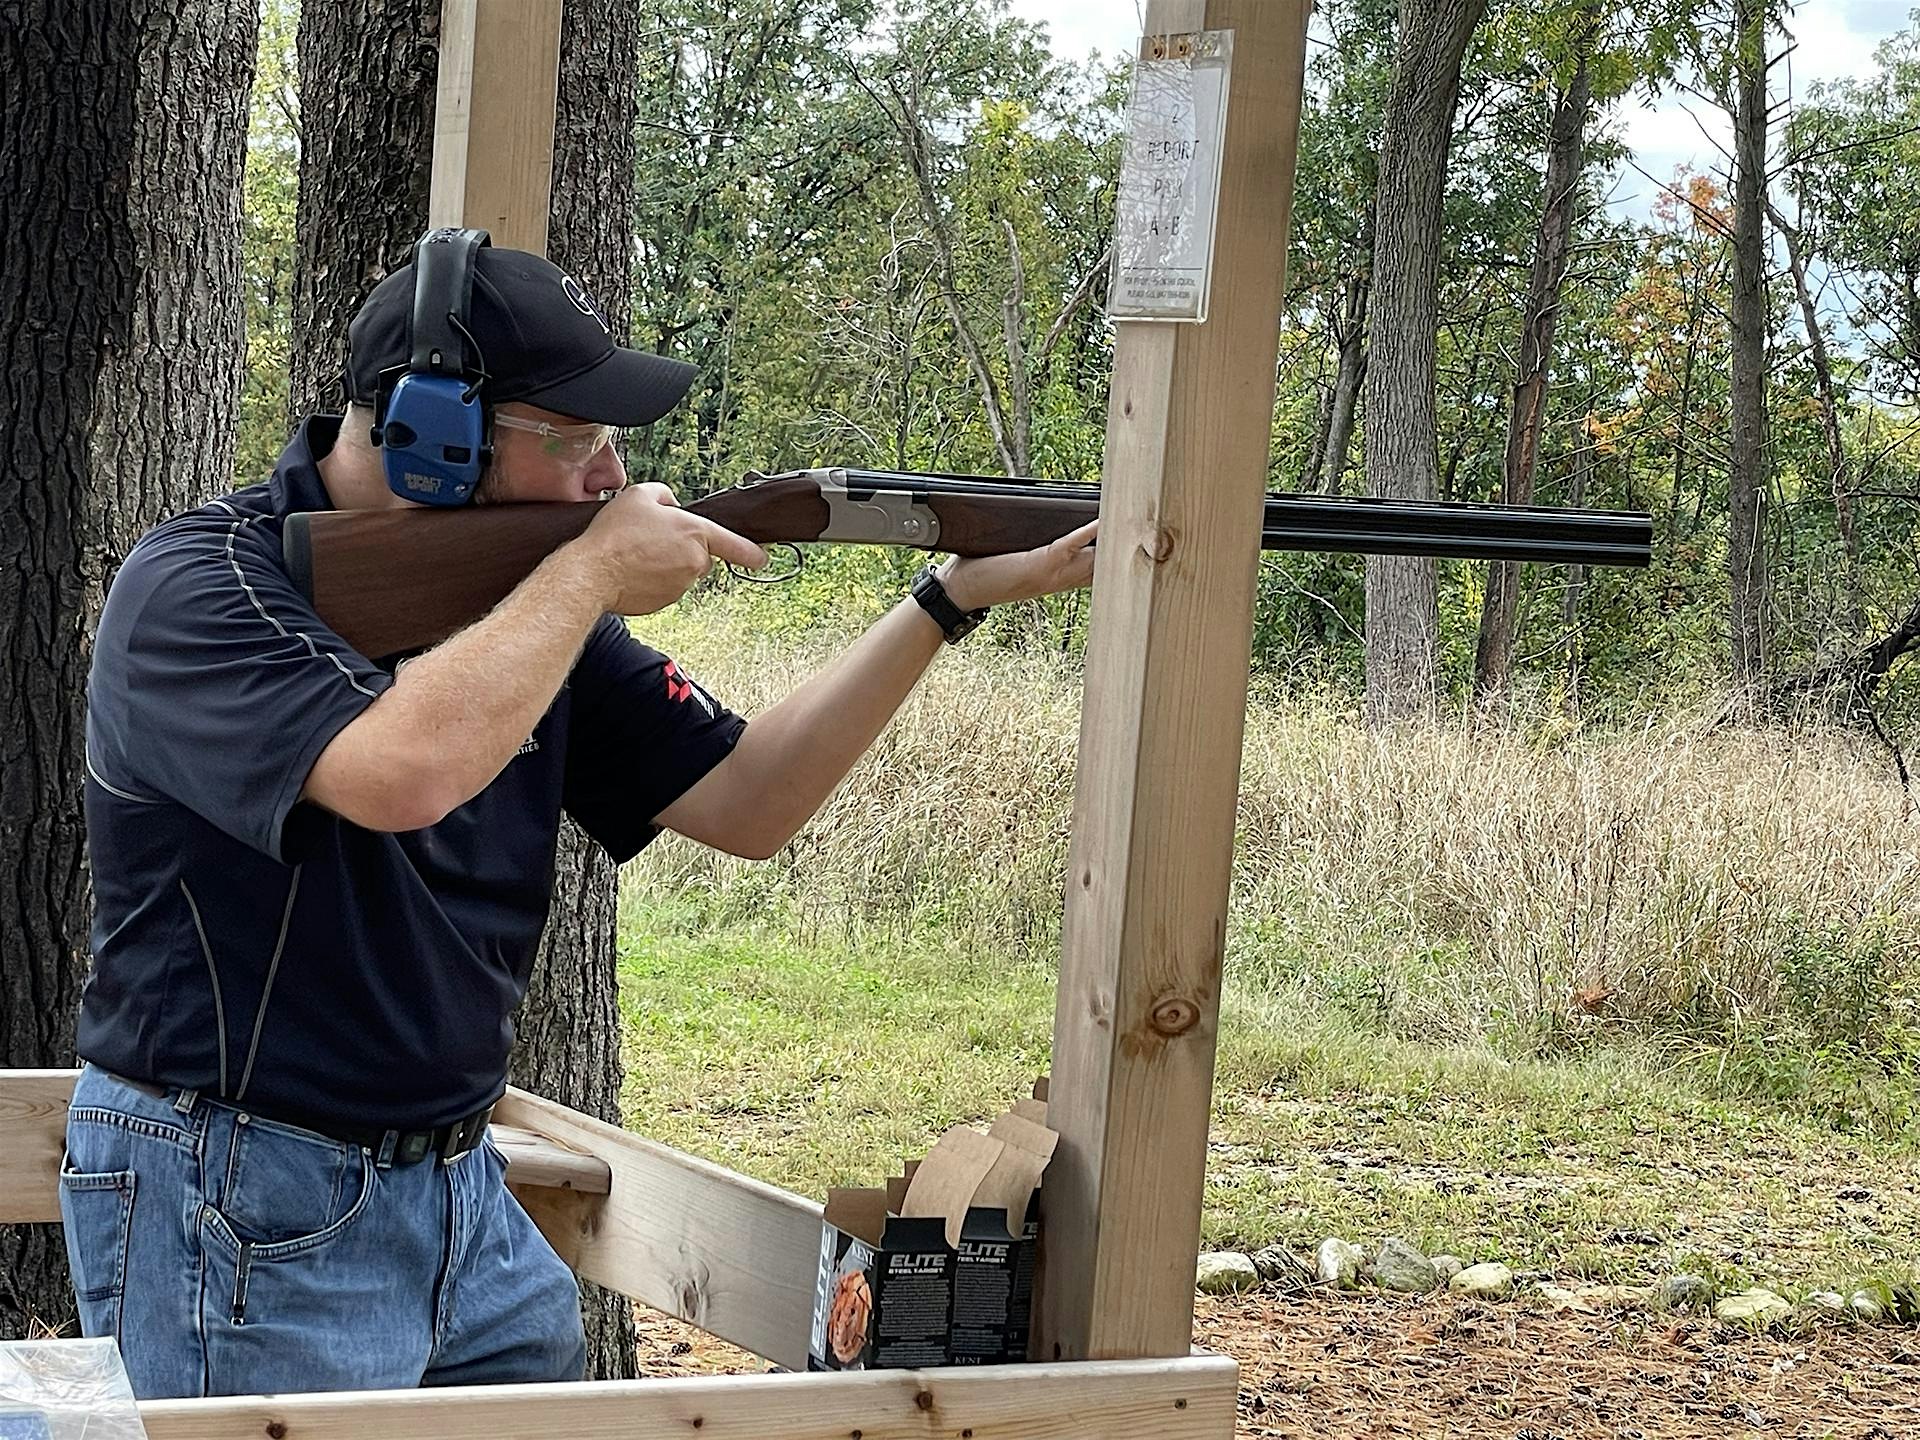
[374, 227, 492, 506]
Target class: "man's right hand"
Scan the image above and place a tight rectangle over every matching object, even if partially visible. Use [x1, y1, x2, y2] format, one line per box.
[566, 483, 767, 616]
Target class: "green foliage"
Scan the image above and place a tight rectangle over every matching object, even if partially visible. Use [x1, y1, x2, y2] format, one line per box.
[235, 0, 298, 484]
[228, 0, 1920, 719]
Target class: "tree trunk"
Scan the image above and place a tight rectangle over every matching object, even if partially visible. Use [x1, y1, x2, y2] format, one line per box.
[1320, 273, 1369, 494]
[288, 0, 440, 422]
[1473, 43, 1594, 706]
[1728, 0, 1770, 709]
[1562, 407, 1594, 719]
[1768, 199, 1862, 632]
[1, 0, 258, 1339]
[1362, 0, 1487, 723]
[506, 0, 644, 1382]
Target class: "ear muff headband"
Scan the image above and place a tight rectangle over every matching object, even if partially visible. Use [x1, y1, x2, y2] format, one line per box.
[379, 227, 492, 507]
[410, 227, 487, 377]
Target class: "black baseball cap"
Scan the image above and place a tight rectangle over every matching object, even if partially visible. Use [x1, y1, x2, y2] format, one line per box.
[344, 246, 696, 426]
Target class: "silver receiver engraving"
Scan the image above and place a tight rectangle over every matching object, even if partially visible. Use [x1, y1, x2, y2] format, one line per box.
[804, 468, 941, 549]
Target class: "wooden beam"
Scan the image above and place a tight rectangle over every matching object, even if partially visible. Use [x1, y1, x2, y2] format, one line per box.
[490, 1123, 611, 1195]
[1037, 0, 1311, 1362]
[0, 1075, 606, 1212]
[491, 1088, 823, 1371]
[138, 1356, 1238, 1440]
[0, 1070, 76, 1223]
[429, 0, 564, 252]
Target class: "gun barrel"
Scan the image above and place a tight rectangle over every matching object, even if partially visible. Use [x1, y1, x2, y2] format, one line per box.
[821, 469, 1652, 568]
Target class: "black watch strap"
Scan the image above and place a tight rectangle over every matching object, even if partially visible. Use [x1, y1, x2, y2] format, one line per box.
[911, 564, 988, 644]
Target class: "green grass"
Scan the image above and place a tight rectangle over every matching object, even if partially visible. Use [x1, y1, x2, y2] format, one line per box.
[617, 890, 1920, 1300]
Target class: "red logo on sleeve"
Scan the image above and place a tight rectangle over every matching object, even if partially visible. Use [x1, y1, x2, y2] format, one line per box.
[664, 659, 693, 704]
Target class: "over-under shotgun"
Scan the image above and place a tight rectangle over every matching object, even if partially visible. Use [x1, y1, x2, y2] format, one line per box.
[283, 466, 1655, 659]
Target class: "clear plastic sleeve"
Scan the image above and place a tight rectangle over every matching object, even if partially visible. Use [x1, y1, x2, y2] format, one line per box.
[0, 1340, 147, 1440]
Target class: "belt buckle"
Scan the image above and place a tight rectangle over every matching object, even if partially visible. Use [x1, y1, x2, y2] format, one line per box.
[442, 1106, 490, 1163]
[396, 1129, 433, 1165]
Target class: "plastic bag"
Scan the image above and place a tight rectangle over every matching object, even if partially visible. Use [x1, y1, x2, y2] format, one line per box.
[0, 1340, 145, 1440]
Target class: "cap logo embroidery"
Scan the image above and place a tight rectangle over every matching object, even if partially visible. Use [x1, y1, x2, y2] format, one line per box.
[561, 274, 611, 336]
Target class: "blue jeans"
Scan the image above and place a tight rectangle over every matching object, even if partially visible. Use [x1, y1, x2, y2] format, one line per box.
[58, 1065, 587, 1399]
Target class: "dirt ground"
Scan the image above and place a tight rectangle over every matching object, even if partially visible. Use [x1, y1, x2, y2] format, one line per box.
[633, 1292, 1920, 1439]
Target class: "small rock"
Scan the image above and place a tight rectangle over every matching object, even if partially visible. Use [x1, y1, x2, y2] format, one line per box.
[1534, 1282, 1589, 1312]
[1850, 1291, 1884, 1322]
[1196, 1251, 1260, 1295]
[1838, 1186, 1874, 1202]
[1805, 1290, 1848, 1313]
[1316, 1237, 1365, 1289]
[1250, 1245, 1314, 1287]
[1429, 1254, 1464, 1285]
[1449, 1262, 1514, 1298]
[1370, 1238, 1438, 1294]
[1658, 1275, 1714, 1312]
[1714, 1287, 1792, 1327]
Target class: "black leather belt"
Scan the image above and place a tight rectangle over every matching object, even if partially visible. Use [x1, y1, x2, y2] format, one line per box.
[101, 1071, 492, 1165]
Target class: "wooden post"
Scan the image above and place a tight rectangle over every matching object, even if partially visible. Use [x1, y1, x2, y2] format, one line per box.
[1037, 0, 1311, 1362]
[429, 0, 565, 252]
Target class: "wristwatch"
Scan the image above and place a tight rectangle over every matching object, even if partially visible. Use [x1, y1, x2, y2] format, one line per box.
[911, 564, 989, 644]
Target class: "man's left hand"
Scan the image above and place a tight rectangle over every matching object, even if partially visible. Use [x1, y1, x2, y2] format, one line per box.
[939, 519, 1098, 612]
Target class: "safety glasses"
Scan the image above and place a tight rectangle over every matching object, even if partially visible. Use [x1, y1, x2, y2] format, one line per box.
[493, 413, 621, 466]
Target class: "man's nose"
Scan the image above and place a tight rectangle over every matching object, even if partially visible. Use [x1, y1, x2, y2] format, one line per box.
[585, 438, 627, 492]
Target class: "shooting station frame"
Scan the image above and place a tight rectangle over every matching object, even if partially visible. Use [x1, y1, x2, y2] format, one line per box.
[0, 0, 1310, 1432]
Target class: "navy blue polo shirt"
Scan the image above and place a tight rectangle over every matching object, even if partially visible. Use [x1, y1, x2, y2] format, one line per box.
[77, 417, 745, 1130]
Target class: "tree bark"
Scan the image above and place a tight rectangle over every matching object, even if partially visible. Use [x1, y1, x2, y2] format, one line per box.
[288, 0, 440, 423]
[1, 0, 258, 1338]
[1768, 198, 1862, 631]
[1728, 0, 1771, 708]
[1473, 44, 1594, 706]
[1319, 273, 1369, 494]
[1362, 0, 1488, 723]
[507, 0, 644, 1382]
[1562, 407, 1594, 719]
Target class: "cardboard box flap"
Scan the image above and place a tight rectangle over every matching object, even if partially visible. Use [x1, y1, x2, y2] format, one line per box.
[824, 1187, 892, 1246]
[1010, 1097, 1049, 1127]
[970, 1128, 1052, 1241]
[901, 1127, 1004, 1249]
[987, 1111, 1057, 1162]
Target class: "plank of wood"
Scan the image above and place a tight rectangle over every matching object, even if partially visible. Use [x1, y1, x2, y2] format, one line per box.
[1037, 0, 1312, 1363]
[0, 1070, 77, 1223]
[138, 1355, 1238, 1440]
[0, 1074, 599, 1214]
[492, 1088, 824, 1370]
[429, 0, 564, 252]
[490, 1124, 611, 1195]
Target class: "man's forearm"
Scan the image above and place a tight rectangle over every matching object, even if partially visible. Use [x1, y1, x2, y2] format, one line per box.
[303, 541, 612, 828]
[659, 593, 950, 858]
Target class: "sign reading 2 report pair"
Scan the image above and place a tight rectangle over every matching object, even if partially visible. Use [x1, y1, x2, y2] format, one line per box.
[1108, 29, 1235, 324]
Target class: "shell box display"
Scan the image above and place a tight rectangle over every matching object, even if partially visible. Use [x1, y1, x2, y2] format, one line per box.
[807, 1099, 1056, 1370]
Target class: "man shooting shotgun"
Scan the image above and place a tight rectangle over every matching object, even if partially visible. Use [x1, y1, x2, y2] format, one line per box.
[63, 234, 1094, 1398]
[287, 467, 1654, 660]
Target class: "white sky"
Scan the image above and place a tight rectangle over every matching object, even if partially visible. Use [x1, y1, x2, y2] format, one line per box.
[1005, 0, 1908, 215]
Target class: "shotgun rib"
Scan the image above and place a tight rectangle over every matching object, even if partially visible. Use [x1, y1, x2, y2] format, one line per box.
[283, 467, 1654, 659]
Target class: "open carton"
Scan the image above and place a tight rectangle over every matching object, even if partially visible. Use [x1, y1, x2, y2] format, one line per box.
[808, 1098, 1055, 1371]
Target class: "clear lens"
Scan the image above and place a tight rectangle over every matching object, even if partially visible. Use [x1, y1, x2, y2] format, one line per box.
[495, 413, 619, 466]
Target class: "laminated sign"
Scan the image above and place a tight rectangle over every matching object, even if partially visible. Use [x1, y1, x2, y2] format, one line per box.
[1107, 29, 1234, 323]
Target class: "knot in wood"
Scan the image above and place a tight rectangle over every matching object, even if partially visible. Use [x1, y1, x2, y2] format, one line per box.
[914, 1389, 936, 1411]
[265, 1424, 288, 1440]
[1149, 995, 1200, 1037]
[1139, 527, 1178, 564]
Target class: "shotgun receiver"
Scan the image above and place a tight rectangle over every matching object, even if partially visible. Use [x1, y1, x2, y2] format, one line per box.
[283, 466, 1654, 659]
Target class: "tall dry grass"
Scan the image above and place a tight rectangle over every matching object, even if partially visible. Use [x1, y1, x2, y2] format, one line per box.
[626, 603, 1920, 1056]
